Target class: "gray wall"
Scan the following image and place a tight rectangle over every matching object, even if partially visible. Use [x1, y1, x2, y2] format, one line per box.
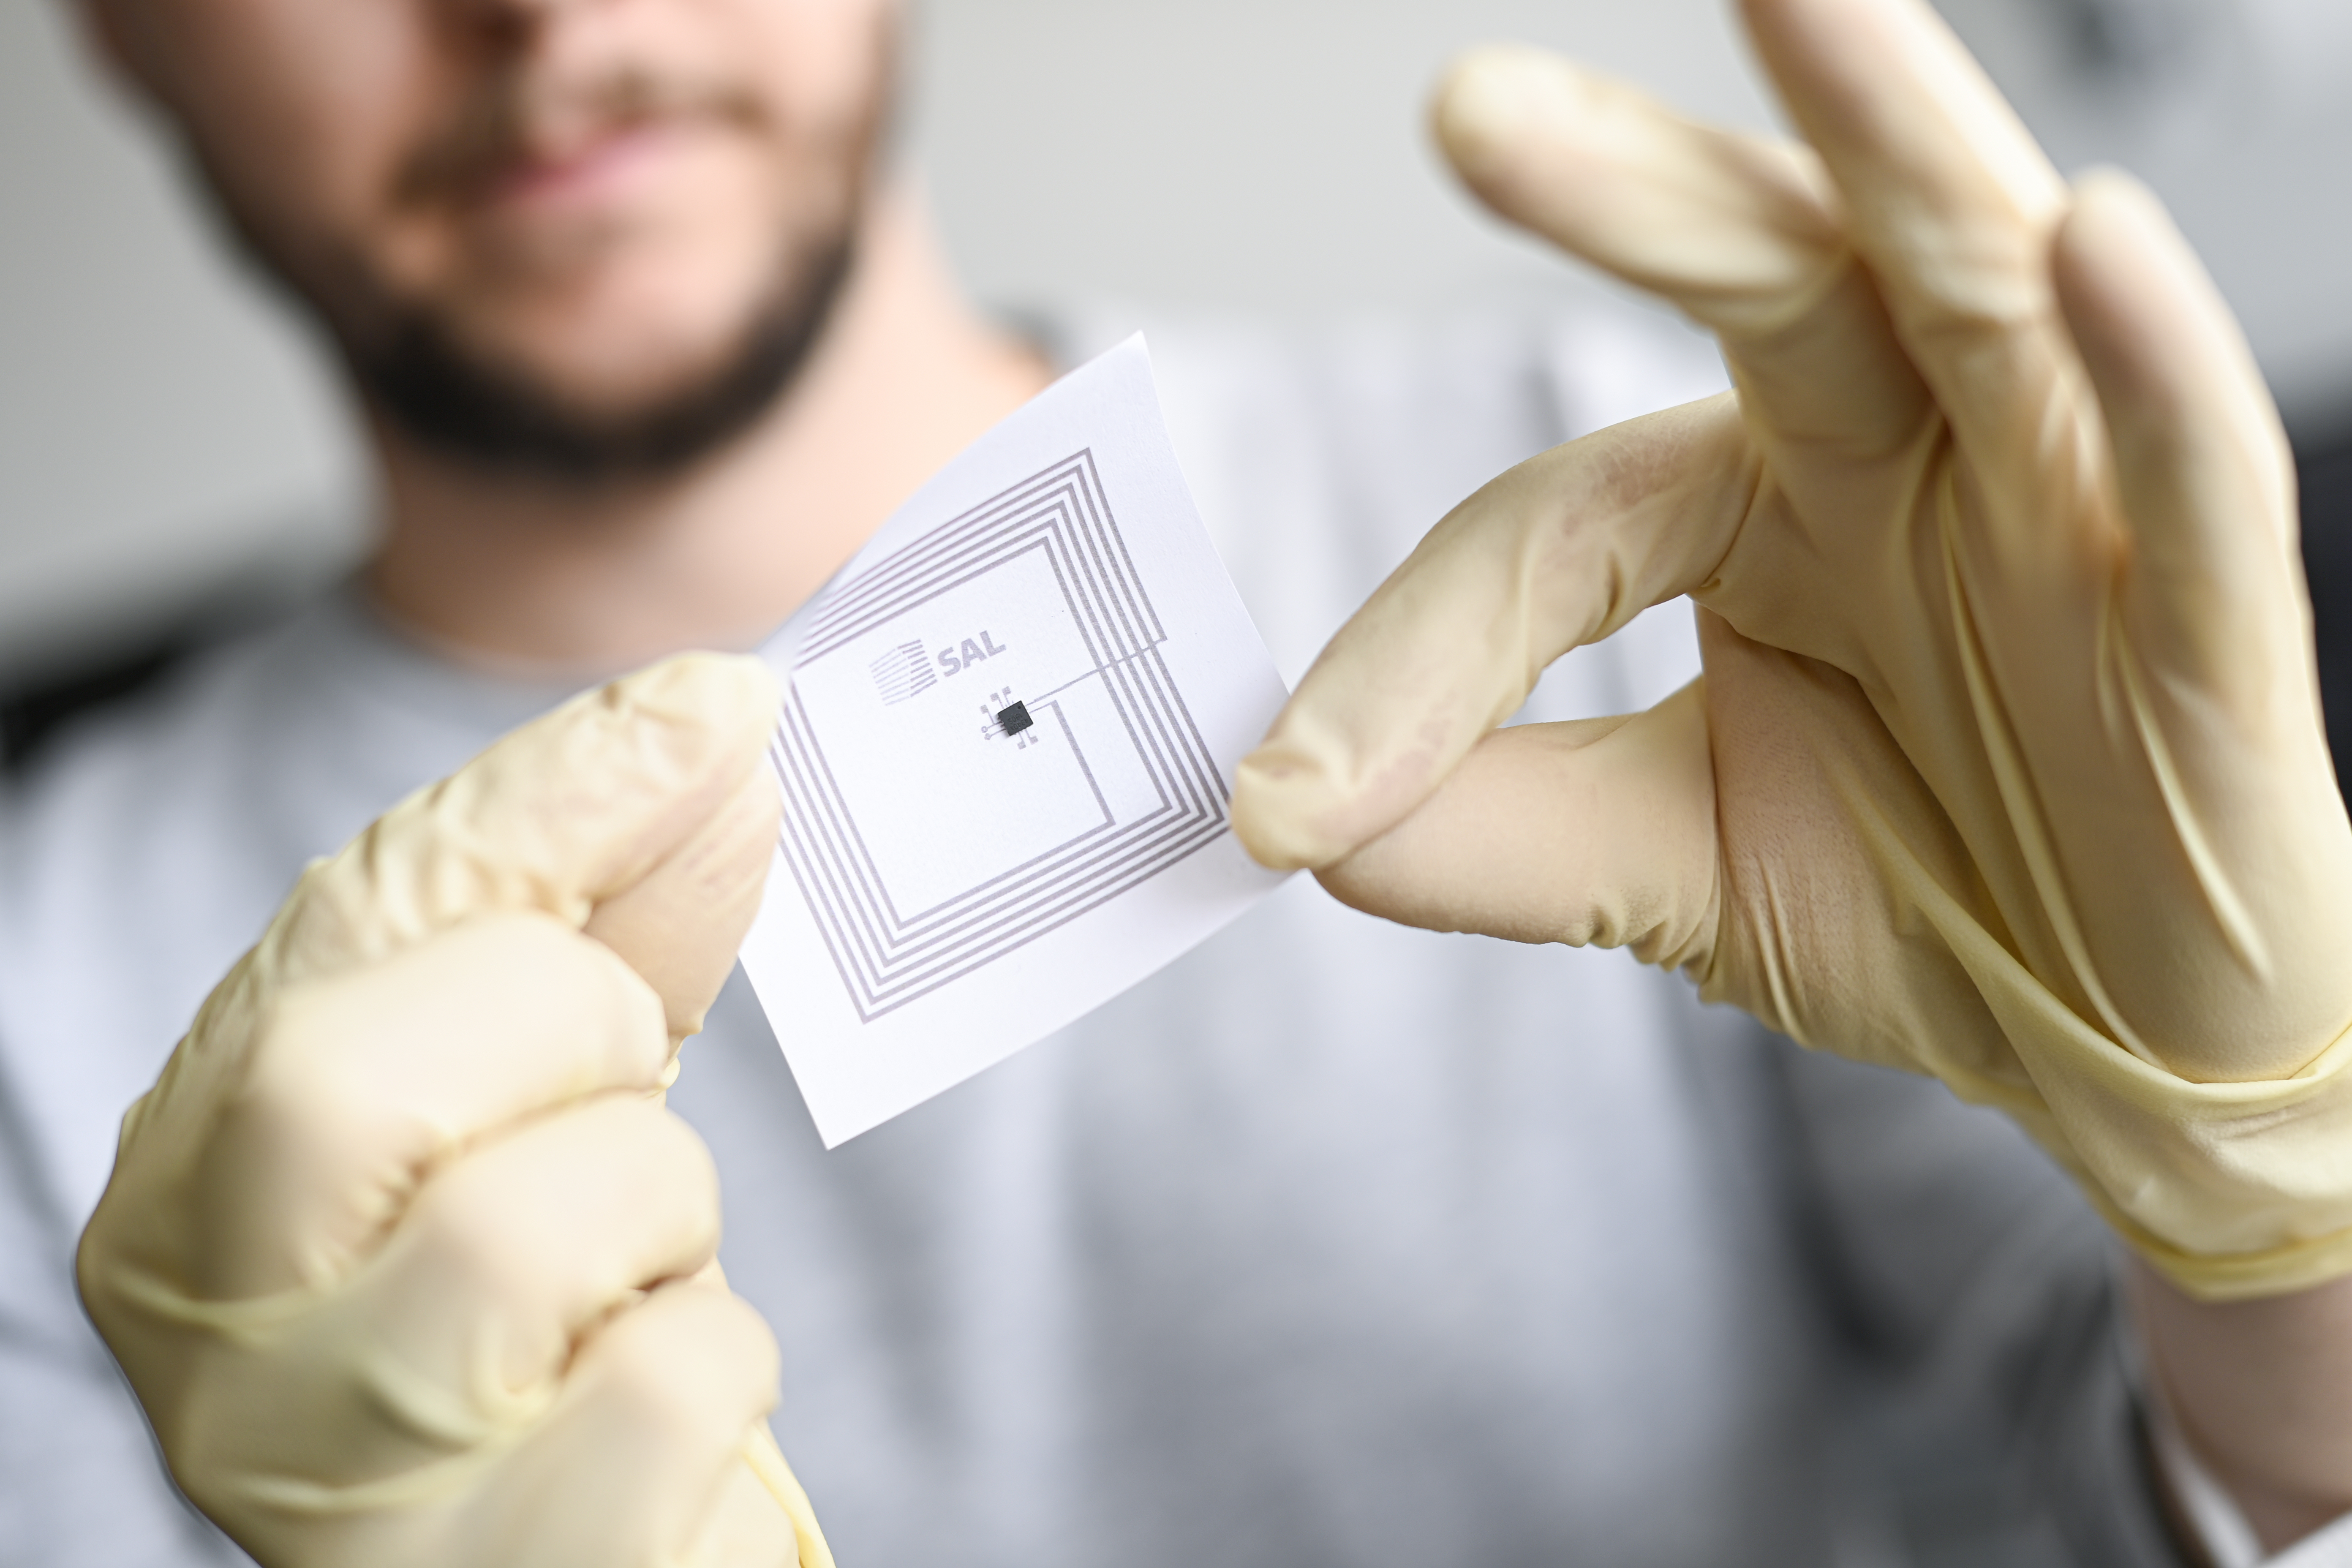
[4, 0, 2349, 683]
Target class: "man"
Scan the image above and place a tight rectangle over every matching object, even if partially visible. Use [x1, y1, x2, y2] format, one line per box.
[7, 0, 2349, 1565]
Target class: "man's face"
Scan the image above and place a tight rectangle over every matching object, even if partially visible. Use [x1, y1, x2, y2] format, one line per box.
[93, 0, 897, 476]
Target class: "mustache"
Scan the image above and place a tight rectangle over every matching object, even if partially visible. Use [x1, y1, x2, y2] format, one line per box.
[394, 65, 768, 206]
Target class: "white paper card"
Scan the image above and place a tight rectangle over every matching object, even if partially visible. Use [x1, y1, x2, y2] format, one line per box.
[740, 337, 1292, 1146]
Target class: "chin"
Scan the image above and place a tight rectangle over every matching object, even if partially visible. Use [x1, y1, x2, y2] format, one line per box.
[351, 188, 854, 475]
[473, 275, 782, 416]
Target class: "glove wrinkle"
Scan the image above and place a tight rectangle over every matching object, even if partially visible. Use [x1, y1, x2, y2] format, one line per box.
[1244, 4, 2352, 1307]
[79, 654, 827, 1566]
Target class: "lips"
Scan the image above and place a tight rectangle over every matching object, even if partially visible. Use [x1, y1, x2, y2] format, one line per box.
[478, 118, 682, 216]
[397, 63, 764, 223]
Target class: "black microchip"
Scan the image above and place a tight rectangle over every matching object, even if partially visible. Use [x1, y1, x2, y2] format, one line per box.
[996, 700, 1034, 736]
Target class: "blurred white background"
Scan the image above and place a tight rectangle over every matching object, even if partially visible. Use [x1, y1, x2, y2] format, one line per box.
[5, 0, 2351, 685]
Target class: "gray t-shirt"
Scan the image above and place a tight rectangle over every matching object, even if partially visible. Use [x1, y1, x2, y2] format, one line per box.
[0, 310, 2185, 1567]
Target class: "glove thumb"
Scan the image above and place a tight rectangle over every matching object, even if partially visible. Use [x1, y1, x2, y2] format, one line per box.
[262, 651, 780, 1042]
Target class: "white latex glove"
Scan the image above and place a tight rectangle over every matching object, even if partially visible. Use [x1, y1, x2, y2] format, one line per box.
[78, 655, 836, 1567]
[1233, 0, 2352, 1301]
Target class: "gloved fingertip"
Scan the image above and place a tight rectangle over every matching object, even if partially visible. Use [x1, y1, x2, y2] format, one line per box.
[2053, 166, 2283, 482]
[1431, 44, 1579, 188]
[2058, 167, 2175, 283]
[1230, 746, 1348, 873]
[2053, 168, 2197, 346]
[589, 655, 783, 811]
[614, 652, 780, 744]
[2067, 162, 2158, 211]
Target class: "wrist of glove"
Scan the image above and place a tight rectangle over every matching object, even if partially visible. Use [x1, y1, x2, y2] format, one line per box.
[77, 654, 835, 1567]
[1233, 0, 2352, 1304]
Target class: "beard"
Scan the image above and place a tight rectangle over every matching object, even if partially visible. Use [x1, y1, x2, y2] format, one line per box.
[188, 34, 892, 486]
[348, 227, 857, 483]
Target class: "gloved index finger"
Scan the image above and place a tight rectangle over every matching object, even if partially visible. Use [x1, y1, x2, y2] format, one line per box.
[1234, 394, 1757, 872]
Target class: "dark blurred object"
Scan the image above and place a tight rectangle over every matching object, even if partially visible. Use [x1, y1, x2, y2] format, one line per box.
[2301, 430, 2352, 802]
[0, 561, 329, 776]
[0, 640, 187, 772]
[2035, 0, 2203, 76]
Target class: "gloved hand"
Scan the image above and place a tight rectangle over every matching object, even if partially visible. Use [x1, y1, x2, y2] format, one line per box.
[77, 654, 835, 1567]
[1233, 0, 2352, 1301]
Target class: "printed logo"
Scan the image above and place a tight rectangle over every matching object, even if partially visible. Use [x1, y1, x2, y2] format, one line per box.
[868, 640, 938, 706]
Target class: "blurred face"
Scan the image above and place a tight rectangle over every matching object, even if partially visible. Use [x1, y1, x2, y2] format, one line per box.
[94, 0, 897, 477]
